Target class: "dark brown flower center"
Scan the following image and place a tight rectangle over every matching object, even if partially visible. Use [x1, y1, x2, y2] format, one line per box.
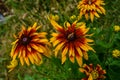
[88, 0, 92, 5]
[23, 37, 28, 42]
[67, 33, 75, 41]
[91, 70, 99, 79]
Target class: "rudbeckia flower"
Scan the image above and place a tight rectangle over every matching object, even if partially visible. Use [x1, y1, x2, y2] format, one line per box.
[7, 59, 18, 72]
[50, 19, 94, 66]
[79, 64, 106, 80]
[10, 23, 50, 66]
[77, 0, 106, 22]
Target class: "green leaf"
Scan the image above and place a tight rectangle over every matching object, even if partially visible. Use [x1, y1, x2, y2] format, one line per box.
[24, 75, 34, 80]
[108, 60, 120, 80]
[95, 40, 112, 49]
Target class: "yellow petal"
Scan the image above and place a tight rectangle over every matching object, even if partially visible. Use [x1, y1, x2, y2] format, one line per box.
[50, 19, 62, 30]
[29, 33, 38, 37]
[66, 22, 71, 27]
[85, 13, 89, 20]
[83, 27, 90, 34]
[11, 39, 19, 45]
[10, 45, 16, 57]
[86, 38, 94, 42]
[62, 56, 66, 64]
[50, 37, 57, 43]
[18, 50, 22, 58]
[85, 44, 95, 52]
[99, 6, 106, 14]
[78, 12, 83, 20]
[7, 59, 18, 72]
[32, 53, 39, 62]
[53, 40, 61, 47]
[76, 22, 85, 28]
[28, 54, 34, 64]
[90, 12, 94, 22]
[24, 57, 30, 66]
[36, 26, 41, 30]
[27, 26, 32, 32]
[13, 34, 17, 39]
[80, 43, 88, 51]
[27, 45, 31, 52]
[51, 33, 59, 37]
[39, 39, 49, 43]
[76, 55, 83, 66]
[8, 68, 13, 72]
[75, 47, 83, 57]
[31, 39, 40, 42]
[54, 42, 65, 57]
[88, 74, 93, 80]
[97, 8, 102, 14]
[82, 63, 86, 66]
[85, 33, 94, 37]
[22, 48, 26, 57]
[11, 59, 18, 66]
[20, 57, 24, 66]
[62, 46, 68, 57]
[34, 53, 42, 65]
[39, 45, 50, 57]
[54, 50, 59, 57]
[83, 52, 88, 60]
[22, 25, 26, 31]
[79, 22, 86, 28]
[13, 53, 17, 61]
[36, 52, 42, 61]
[39, 32, 47, 36]
[32, 22, 37, 28]
[79, 68, 85, 73]
[7, 65, 13, 68]
[69, 44, 75, 57]
[72, 20, 78, 26]
[31, 44, 44, 53]
[61, 46, 68, 63]
[69, 55, 74, 63]
[94, 12, 100, 18]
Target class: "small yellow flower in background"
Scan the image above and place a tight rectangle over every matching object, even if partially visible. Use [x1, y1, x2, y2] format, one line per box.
[77, 0, 106, 22]
[79, 64, 106, 80]
[70, 15, 76, 20]
[114, 25, 120, 32]
[50, 19, 95, 66]
[7, 59, 18, 72]
[112, 49, 120, 58]
[10, 22, 51, 66]
[49, 14, 59, 21]
[93, 27, 96, 30]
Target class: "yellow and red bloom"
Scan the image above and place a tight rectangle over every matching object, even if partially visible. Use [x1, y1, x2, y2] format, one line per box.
[79, 64, 106, 80]
[77, 0, 106, 22]
[50, 19, 94, 66]
[10, 23, 50, 66]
